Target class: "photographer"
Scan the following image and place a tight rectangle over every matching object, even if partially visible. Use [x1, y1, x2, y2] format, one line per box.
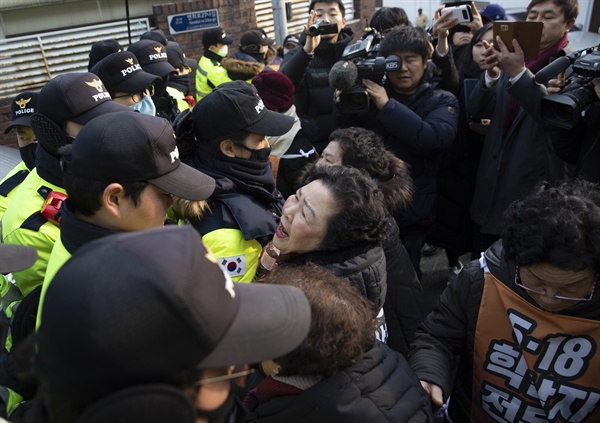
[334, 26, 458, 280]
[547, 76, 600, 183]
[280, 0, 353, 153]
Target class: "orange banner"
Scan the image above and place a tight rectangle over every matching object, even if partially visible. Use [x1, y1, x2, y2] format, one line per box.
[471, 272, 600, 422]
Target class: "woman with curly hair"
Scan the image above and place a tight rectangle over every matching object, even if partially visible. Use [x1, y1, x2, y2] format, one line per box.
[270, 165, 389, 341]
[245, 264, 432, 423]
[311, 126, 428, 356]
[410, 178, 600, 422]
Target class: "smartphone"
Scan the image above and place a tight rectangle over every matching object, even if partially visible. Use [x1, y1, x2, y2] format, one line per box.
[442, 4, 474, 23]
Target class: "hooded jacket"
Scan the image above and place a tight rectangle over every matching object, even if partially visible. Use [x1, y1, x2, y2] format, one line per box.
[280, 28, 354, 152]
[246, 342, 432, 423]
[409, 241, 600, 422]
[206, 58, 264, 90]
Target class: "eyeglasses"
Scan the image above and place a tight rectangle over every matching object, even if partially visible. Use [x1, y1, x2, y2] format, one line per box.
[514, 265, 597, 302]
[194, 368, 255, 386]
[113, 86, 154, 103]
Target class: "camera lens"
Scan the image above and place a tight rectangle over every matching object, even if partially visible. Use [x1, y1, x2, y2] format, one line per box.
[462, 10, 468, 19]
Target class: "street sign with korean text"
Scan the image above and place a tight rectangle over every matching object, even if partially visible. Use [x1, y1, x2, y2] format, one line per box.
[168, 10, 219, 34]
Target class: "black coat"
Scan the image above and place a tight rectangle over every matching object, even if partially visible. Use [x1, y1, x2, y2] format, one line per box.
[334, 66, 459, 229]
[280, 28, 354, 152]
[409, 241, 600, 422]
[282, 245, 388, 341]
[282, 244, 386, 310]
[246, 342, 432, 423]
[383, 218, 428, 356]
[427, 46, 484, 254]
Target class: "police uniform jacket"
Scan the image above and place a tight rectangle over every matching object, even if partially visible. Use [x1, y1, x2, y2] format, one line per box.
[195, 50, 225, 101]
[0, 162, 30, 222]
[187, 163, 283, 283]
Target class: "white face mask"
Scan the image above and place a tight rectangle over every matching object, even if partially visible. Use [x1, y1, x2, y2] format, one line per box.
[130, 95, 156, 116]
[217, 45, 228, 57]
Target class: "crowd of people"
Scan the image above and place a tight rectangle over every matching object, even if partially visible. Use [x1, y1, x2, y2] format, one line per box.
[1, 0, 599, 422]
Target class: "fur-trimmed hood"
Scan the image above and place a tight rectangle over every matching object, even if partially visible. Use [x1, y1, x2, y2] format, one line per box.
[221, 57, 264, 81]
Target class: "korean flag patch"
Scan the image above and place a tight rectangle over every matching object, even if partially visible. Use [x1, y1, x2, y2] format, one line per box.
[219, 254, 247, 277]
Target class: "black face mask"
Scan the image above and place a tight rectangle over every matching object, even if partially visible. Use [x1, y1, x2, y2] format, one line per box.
[19, 142, 37, 170]
[195, 382, 235, 423]
[235, 143, 272, 163]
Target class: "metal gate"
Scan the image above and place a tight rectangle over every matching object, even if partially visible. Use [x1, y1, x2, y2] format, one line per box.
[0, 18, 150, 99]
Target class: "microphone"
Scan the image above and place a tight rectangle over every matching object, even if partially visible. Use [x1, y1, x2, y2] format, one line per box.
[329, 60, 358, 91]
[534, 56, 572, 85]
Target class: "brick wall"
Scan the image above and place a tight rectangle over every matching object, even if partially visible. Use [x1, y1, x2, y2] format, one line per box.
[152, 0, 259, 63]
[152, 0, 378, 66]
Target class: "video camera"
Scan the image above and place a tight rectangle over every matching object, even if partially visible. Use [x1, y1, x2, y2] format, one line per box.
[539, 45, 600, 130]
[329, 27, 401, 113]
[307, 19, 339, 36]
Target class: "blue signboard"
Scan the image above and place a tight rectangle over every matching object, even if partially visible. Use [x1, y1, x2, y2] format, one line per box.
[168, 9, 219, 34]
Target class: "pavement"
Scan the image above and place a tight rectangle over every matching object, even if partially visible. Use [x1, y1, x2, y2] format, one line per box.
[419, 247, 473, 312]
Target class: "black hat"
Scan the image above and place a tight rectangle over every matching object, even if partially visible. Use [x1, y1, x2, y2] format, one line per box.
[37, 225, 311, 405]
[69, 112, 215, 201]
[165, 42, 196, 70]
[91, 51, 161, 94]
[283, 34, 301, 49]
[37, 72, 127, 126]
[240, 29, 274, 53]
[88, 39, 122, 70]
[140, 29, 169, 46]
[0, 244, 37, 274]
[127, 40, 176, 78]
[202, 27, 233, 49]
[4, 91, 39, 134]
[192, 80, 294, 143]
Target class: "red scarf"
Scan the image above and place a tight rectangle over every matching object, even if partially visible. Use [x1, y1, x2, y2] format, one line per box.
[242, 376, 303, 411]
[503, 33, 569, 136]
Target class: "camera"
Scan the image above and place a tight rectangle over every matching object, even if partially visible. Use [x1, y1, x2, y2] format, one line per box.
[541, 47, 600, 130]
[441, 4, 473, 24]
[338, 56, 401, 113]
[307, 19, 339, 36]
[331, 28, 401, 113]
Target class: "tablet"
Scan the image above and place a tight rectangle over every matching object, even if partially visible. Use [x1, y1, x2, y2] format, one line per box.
[493, 21, 543, 60]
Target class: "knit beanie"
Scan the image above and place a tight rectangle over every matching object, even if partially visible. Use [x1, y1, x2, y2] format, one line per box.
[251, 70, 295, 112]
